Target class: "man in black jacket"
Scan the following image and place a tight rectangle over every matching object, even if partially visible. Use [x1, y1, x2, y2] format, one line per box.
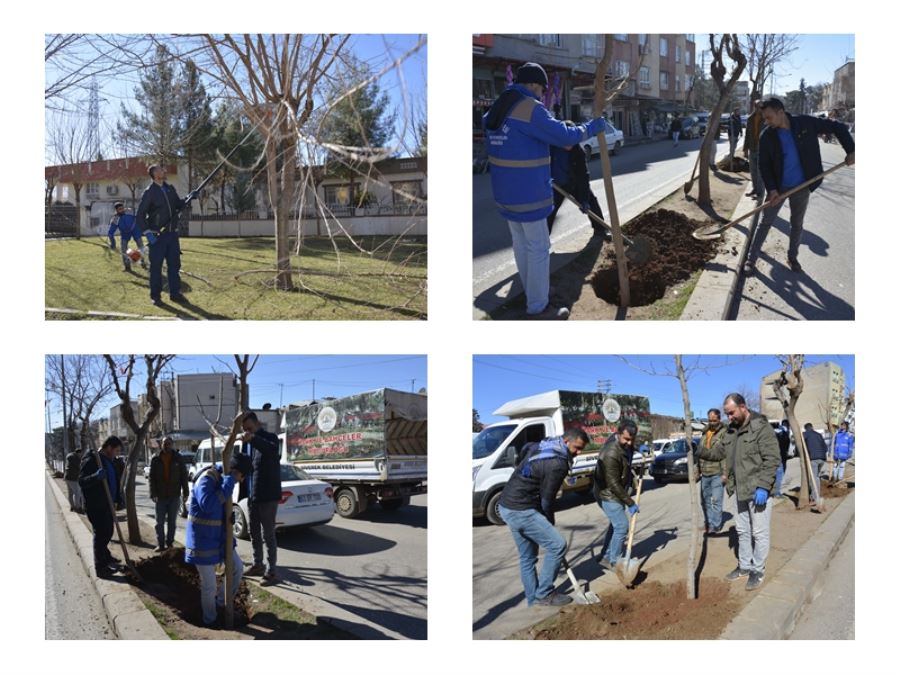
[746, 96, 855, 275]
[802, 423, 829, 502]
[593, 420, 638, 570]
[78, 436, 124, 579]
[135, 164, 198, 307]
[546, 122, 608, 239]
[240, 412, 282, 583]
[498, 428, 589, 607]
[64, 447, 84, 513]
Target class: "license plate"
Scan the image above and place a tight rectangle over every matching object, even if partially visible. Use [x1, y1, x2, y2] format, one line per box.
[296, 493, 318, 503]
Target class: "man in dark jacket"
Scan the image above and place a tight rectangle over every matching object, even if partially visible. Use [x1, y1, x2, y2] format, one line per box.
[773, 419, 791, 497]
[135, 164, 198, 307]
[727, 108, 743, 159]
[743, 100, 764, 198]
[802, 423, 829, 501]
[723, 394, 780, 591]
[78, 436, 124, 579]
[546, 126, 609, 240]
[498, 428, 589, 607]
[149, 437, 189, 551]
[670, 116, 682, 146]
[240, 412, 282, 583]
[746, 96, 855, 275]
[64, 447, 84, 513]
[698, 409, 728, 533]
[593, 420, 638, 570]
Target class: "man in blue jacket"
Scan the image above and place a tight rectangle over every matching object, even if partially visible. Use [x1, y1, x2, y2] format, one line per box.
[746, 96, 855, 275]
[78, 436, 124, 579]
[107, 202, 146, 272]
[483, 63, 606, 320]
[185, 453, 250, 627]
[832, 422, 854, 481]
[135, 164, 198, 306]
[498, 428, 590, 607]
[239, 412, 282, 584]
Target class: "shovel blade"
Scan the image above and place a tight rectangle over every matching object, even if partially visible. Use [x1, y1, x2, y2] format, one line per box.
[624, 235, 654, 266]
[614, 557, 641, 587]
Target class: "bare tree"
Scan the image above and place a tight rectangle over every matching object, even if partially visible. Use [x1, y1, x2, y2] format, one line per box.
[697, 34, 747, 207]
[103, 354, 176, 543]
[742, 34, 799, 101]
[47, 111, 96, 238]
[234, 354, 260, 411]
[734, 383, 761, 412]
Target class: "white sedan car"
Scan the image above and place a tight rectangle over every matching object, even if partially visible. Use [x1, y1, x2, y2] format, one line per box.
[582, 122, 626, 157]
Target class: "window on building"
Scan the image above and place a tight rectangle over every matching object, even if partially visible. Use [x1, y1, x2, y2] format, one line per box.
[676, 45, 681, 63]
[86, 182, 99, 197]
[582, 35, 602, 57]
[324, 184, 356, 207]
[660, 38, 669, 57]
[538, 34, 562, 48]
[391, 180, 424, 211]
[675, 75, 681, 92]
[660, 71, 669, 90]
[639, 66, 651, 89]
[684, 75, 692, 91]
[474, 78, 493, 100]
[616, 60, 629, 78]
[686, 49, 692, 67]
[614, 34, 627, 41]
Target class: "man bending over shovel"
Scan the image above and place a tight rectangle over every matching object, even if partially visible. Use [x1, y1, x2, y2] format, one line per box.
[592, 420, 638, 571]
[497, 428, 589, 607]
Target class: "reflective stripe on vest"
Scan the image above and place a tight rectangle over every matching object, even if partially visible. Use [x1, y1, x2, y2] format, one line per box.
[495, 197, 554, 213]
[186, 547, 219, 559]
[488, 156, 551, 169]
[188, 515, 223, 527]
[509, 97, 537, 123]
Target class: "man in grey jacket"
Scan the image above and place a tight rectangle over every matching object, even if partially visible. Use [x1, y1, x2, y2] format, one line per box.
[723, 393, 781, 591]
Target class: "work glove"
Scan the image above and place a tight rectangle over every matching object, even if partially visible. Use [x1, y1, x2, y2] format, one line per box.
[754, 488, 769, 506]
[186, 189, 199, 202]
[145, 231, 157, 245]
[627, 504, 640, 516]
[585, 117, 606, 138]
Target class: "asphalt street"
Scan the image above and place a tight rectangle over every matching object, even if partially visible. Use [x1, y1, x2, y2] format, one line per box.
[732, 139, 855, 320]
[472, 136, 727, 314]
[45, 480, 115, 640]
[788, 521, 854, 639]
[472, 456, 805, 640]
[133, 477, 427, 639]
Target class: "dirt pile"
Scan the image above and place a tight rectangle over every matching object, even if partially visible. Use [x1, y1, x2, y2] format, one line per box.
[528, 578, 737, 640]
[820, 481, 853, 498]
[134, 547, 252, 627]
[717, 156, 750, 172]
[590, 209, 717, 306]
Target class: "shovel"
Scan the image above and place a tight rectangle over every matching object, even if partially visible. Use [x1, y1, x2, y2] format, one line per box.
[615, 461, 646, 587]
[692, 162, 850, 240]
[562, 558, 600, 605]
[683, 151, 702, 195]
[89, 447, 143, 584]
[551, 184, 654, 266]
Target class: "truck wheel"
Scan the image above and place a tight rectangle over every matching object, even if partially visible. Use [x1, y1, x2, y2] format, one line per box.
[233, 505, 248, 540]
[381, 497, 409, 511]
[335, 487, 363, 518]
[486, 491, 506, 526]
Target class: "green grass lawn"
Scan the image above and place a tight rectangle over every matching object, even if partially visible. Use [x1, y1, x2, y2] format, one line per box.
[45, 236, 427, 320]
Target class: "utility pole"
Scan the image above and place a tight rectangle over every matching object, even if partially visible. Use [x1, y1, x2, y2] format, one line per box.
[278, 384, 284, 407]
[312, 379, 316, 402]
[60, 355, 69, 470]
[411, 379, 416, 393]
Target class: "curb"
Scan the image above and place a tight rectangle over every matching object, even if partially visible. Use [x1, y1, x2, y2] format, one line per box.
[46, 472, 169, 640]
[719, 491, 855, 640]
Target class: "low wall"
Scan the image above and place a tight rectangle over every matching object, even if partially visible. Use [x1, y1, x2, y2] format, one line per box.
[188, 215, 427, 238]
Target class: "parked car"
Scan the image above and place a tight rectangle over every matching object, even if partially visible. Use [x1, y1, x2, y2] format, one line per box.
[648, 438, 700, 485]
[679, 116, 702, 139]
[582, 122, 626, 157]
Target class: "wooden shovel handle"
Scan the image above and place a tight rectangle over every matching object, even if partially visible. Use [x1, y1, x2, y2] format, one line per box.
[623, 461, 645, 560]
[551, 183, 636, 247]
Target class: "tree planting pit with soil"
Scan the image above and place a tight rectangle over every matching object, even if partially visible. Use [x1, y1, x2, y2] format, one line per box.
[590, 209, 717, 306]
[521, 578, 739, 640]
[717, 156, 750, 172]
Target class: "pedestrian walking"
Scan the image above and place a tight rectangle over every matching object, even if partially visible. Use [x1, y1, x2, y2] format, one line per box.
[670, 116, 682, 146]
[832, 422, 854, 481]
[592, 420, 639, 570]
[185, 453, 250, 628]
[773, 419, 791, 497]
[746, 96, 855, 275]
[497, 429, 589, 607]
[727, 107, 743, 159]
[722, 393, 780, 591]
[802, 423, 828, 500]
[78, 436, 124, 579]
[64, 447, 84, 513]
[107, 202, 147, 272]
[743, 100, 764, 198]
[546, 123, 609, 240]
[698, 409, 728, 534]
[135, 164, 198, 307]
[239, 412, 282, 584]
[483, 62, 606, 320]
[149, 437, 189, 552]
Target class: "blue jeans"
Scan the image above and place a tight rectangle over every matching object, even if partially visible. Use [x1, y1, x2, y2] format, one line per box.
[498, 504, 567, 605]
[773, 463, 785, 497]
[155, 496, 181, 546]
[700, 475, 724, 531]
[148, 231, 182, 300]
[195, 547, 243, 625]
[598, 499, 630, 566]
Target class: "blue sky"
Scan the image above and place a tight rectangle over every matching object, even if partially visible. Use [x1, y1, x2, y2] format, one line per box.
[474, 355, 854, 425]
[45, 354, 426, 430]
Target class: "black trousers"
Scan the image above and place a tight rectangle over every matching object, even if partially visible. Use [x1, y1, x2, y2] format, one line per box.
[547, 187, 604, 235]
[86, 505, 114, 571]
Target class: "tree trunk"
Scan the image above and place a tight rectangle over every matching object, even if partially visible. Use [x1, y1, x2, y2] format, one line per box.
[125, 434, 144, 543]
[73, 184, 83, 239]
[675, 356, 701, 599]
[265, 127, 295, 291]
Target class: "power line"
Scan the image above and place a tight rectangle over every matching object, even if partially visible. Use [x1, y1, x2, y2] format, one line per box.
[474, 359, 582, 385]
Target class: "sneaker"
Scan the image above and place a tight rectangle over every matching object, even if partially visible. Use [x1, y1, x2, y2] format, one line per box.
[596, 558, 613, 571]
[244, 563, 266, 576]
[261, 571, 278, 585]
[746, 571, 765, 590]
[170, 293, 188, 303]
[153, 544, 166, 553]
[533, 592, 573, 607]
[96, 567, 116, 579]
[725, 566, 750, 580]
[788, 258, 803, 273]
[526, 304, 569, 321]
[151, 297, 163, 307]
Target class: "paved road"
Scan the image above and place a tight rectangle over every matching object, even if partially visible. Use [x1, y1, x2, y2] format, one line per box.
[472, 456, 805, 639]
[133, 477, 426, 639]
[472, 136, 728, 315]
[731, 139, 855, 320]
[45, 480, 115, 640]
[788, 521, 854, 639]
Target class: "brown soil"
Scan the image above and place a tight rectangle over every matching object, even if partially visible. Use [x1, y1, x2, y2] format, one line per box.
[589, 209, 717, 306]
[820, 481, 853, 499]
[717, 156, 750, 172]
[526, 579, 737, 640]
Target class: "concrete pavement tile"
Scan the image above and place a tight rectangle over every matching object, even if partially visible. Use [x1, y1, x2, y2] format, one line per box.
[114, 610, 169, 640]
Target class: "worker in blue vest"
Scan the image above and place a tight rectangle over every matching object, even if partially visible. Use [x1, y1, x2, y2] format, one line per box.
[185, 453, 250, 628]
[135, 164, 198, 306]
[483, 62, 606, 320]
[107, 202, 147, 272]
